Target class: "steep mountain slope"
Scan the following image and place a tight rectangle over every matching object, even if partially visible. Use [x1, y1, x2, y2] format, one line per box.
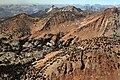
[61, 7, 120, 40]
[30, 11, 86, 38]
[0, 6, 88, 40]
[0, 7, 119, 41]
[31, 7, 120, 42]
[0, 6, 120, 80]
[0, 13, 39, 39]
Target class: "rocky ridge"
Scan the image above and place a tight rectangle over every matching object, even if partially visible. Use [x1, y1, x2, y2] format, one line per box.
[31, 37, 120, 80]
[0, 7, 120, 41]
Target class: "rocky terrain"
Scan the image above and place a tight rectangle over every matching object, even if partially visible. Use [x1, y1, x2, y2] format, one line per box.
[0, 37, 120, 80]
[27, 37, 120, 80]
[0, 6, 120, 80]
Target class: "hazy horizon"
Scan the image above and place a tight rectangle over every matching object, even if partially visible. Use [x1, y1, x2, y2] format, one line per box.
[0, 0, 120, 5]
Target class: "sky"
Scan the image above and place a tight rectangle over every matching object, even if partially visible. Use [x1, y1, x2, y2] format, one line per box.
[0, 0, 120, 5]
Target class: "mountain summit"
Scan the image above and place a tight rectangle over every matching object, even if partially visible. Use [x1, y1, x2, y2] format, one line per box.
[61, 6, 82, 12]
[47, 5, 59, 13]
[47, 5, 82, 13]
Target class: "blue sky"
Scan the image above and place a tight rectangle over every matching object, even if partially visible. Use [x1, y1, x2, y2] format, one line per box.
[0, 0, 120, 5]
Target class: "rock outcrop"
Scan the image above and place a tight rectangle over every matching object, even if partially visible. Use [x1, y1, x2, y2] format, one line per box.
[31, 37, 120, 80]
[0, 37, 119, 80]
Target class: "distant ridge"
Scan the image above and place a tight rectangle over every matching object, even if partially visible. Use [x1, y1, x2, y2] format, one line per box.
[0, 6, 120, 41]
[0, 4, 120, 19]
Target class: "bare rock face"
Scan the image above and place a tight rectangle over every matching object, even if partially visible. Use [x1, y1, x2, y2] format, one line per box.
[27, 37, 120, 80]
[1, 37, 119, 80]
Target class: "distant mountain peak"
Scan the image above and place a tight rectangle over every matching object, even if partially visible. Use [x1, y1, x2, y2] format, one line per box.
[47, 5, 59, 13]
[61, 6, 82, 12]
[15, 13, 29, 18]
[47, 5, 82, 13]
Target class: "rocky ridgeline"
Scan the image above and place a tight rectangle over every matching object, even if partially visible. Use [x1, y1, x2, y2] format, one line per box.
[0, 7, 120, 40]
[26, 37, 120, 80]
[0, 37, 119, 80]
